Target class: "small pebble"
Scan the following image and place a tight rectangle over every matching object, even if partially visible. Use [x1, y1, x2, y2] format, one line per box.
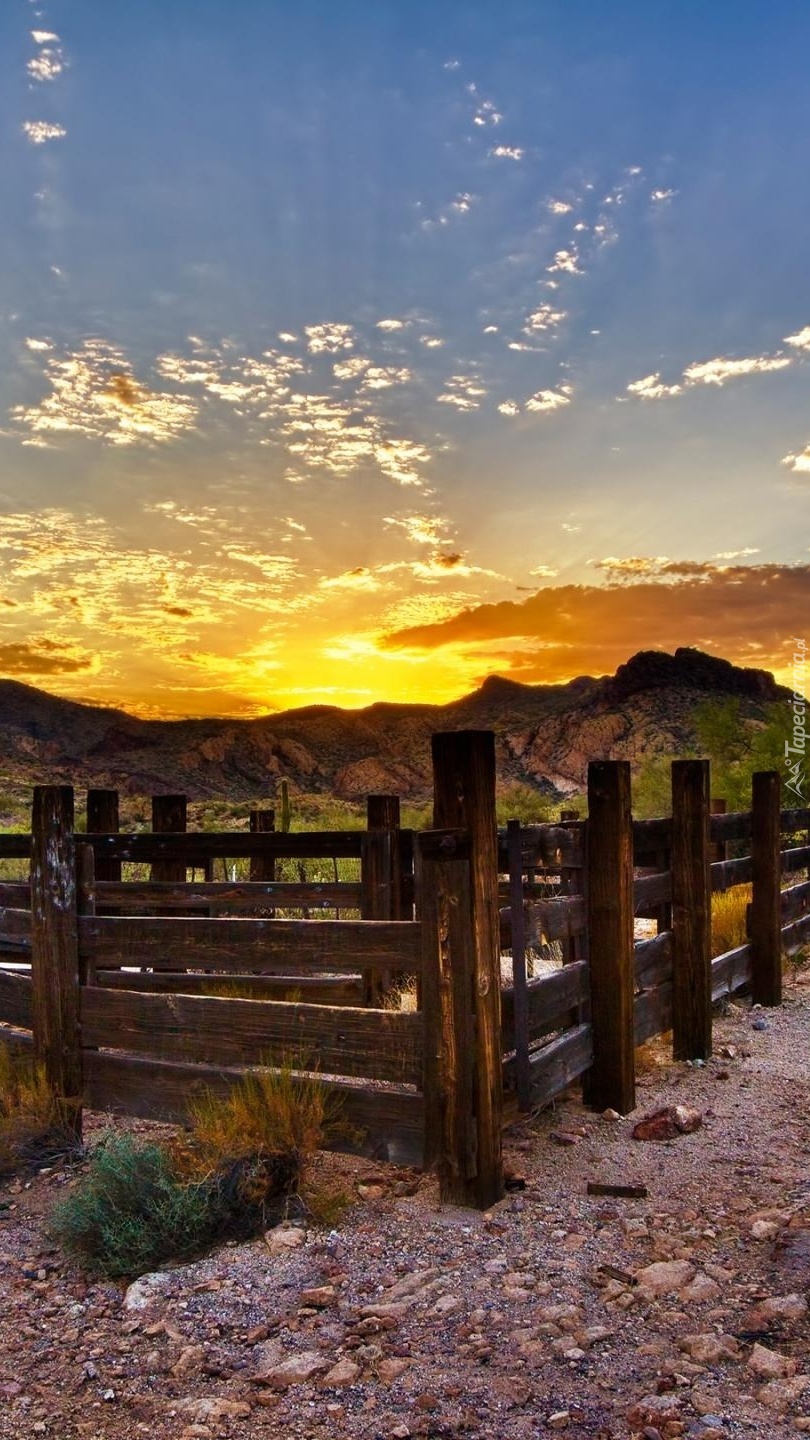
[752, 1018, 769, 1032]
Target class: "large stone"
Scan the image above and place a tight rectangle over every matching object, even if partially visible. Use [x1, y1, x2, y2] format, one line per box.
[174, 1399, 252, 1422]
[632, 1105, 702, 1141]
[747, 1343, 796, 1380]
[679, 1333, 739, 1365]
[123, 1272, 173, 1311]
[265, 1225, 306, 1255]
[747, 1293, 808, 1326]
[320, 1357, 361, 1387]
[635, 1260, 695, 1299]
[757, 1375, 810, 1411]
[254, 1350, 329, 1389]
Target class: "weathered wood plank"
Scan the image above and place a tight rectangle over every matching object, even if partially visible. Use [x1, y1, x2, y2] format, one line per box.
[83, 831, 366, 862]
[525, 895, 587, 943]
[781, 846, 810, 875]
[78, 916, 422, 973]
[81, 986, 422, 1083]
[249, 808, 275, 887]
[86, 791, 121, 884]
[0, 884, 30, 908]
[779, 807, 810, 834]
[781, 880, 810, 924]
[0, 907, 33, 944]
[93, 881, 364, 911]
[634, 931, 673, 991]
[711, 943, 753, 1000]
[95, 970, 364, 1004]
[671, 760, 712, 1060]
[527, 1023, 594, 1108]
[0, 836, 31, 860]
[710, 856, 753, 892]
[83, 1051, 424, 1167]
[0, 968, 32, 1028]
[632, 817, 672, 858]
[501, 961, 590, 1052]
[782, 912, 810, 957]
[432, 731, 503, 1208]
[497, 825, 584, 871]
[750, 772, 782, 1006]
[634, 982, 673, 1046]
[507, 820, 530, 1111]
[633, 871, 672, 910]
[30, 786, 82, 1139]
[586, 761, 635, 1114]
[710, 811, 754, 844]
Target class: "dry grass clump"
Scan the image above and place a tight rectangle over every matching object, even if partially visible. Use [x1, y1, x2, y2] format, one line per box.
[0, 1045, 78, 1178]
[711, 884, 752, 958]
[50, 1060, 350, 1277]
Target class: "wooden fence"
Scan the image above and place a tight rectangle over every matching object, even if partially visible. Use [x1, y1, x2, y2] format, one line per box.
[0, 737, 808, 1210]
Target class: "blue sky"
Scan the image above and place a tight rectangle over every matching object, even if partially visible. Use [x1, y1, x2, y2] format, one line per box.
[0, 0, 808, 714]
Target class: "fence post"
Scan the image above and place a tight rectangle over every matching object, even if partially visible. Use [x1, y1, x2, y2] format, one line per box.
[86, 789, 120, 882]
[30, 786, 82, 1141]
[249, 808, 276, 882]
[151, 793, 187, 883]
[671, 760, 712, 1060]
[430, 730, 503, 1208]
[507, 819, 531, 1112]
[361, 796, 402, 1005]
[750, 771, 782, 1006]
[585, 760, 635, 1114]
[711, 797, 728, 867]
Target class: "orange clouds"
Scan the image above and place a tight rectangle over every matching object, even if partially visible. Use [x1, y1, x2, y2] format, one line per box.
[381, 563, 810, 687]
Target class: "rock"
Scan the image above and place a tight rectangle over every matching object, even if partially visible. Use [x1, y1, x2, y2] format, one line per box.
[433, 1294, 461, 1315]
[321, 1357, 361, 1387]
[538, 1303, 584, 1331]
[757, 1375, 810, 1411]
[747, 1293, 808, 1326]
[171, 1345, 206, 1378]
[174, 1399, 252, 1422]
[635, 1260, 696, 1298]
[549, 1131, 578, 1146]
[254, 1349, 329, 1388]
[752, 1018, 769, 1031]
[264, 1225, 306, 1255]
[359, 1302, 408, 1321]
[680, 1273, 721, 1304]
[299, 1285, 337, 1308]
[601, 1109, 621, 1122]
[390, 1426, 411, 1439]
[378, 1357, 409, 1382]
[632, 1106, 702, 1141]
[747, 1343, 796, 1379]
[382, 1268, 439, 1302]
[123, 1272, 173, 1312]
[750, 1220, 781, 1241]
[678, 1333, 739, 1365]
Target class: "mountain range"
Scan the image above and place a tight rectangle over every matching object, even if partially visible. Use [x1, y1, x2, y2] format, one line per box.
[0, 648, 788, 804]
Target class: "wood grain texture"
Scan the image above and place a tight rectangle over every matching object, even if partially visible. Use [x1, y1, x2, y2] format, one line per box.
[80, 986, 422, 1083]
[86, 791, 120, 883]
[634, 931, 673, 991]
[83, 1050, 424, 1167]
[633, 982, 674, 1047]
[501, 961, 590, 1052]
[780, 879, 810, 924]
[30, 785, 82, 1139]
[671, 759, 712, 1060]
[92, 881, 363, 912]
[0, 968, 32, 1028]
[151, 794, 188, 888]
[83, 831, 366, 862]
[710, 857, 753, 892]
[525, 1023, 593, 1108]
[507, 820, 530, 1112]
[432, 730, 504, 1208]
[750, 771, 783, 1006]
[585, 761, 635, 1115]
[94, 970, 364, 1003]
[78, 915, 422, 973]
[711, 942, 753, 1000]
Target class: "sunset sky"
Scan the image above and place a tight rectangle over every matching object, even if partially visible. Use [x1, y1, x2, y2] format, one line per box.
[1, 1, 809, 717]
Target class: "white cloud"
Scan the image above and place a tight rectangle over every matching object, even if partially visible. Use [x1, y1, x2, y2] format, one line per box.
[713, 547, 760, 560]
[419, 336, 444, 349]
[376, 318, 407, 332]
[359, 365, 413, 391]
[333, 356, 371, 380]
[651, 188, 677, 202]
[304, 322, 355, 354]
[22, 120, 66, 144]
[683, 354, 790, 386]
[451, 193, 475, 214]
[547, 199, 572, 215]
[384, 513, 450, 547]
[626, 372, 683, 400]
[782, 444, 810, 475]
[437, 375, 487, 411]
[530, 564, 559, 578]
[31, 30, 60, 43]
[525, 387, 572, 414]
[25, 337, 52, 352]
[28, 48, 64, 82]
[498, 400, 520, 417]
[547, 248, 582, 276]
[490, 145, 524, 160]
[784, 325, 810, 351]
[524, 303, 566, 335]
[443, 58, 460, 70]
[561, 522, 581, 533]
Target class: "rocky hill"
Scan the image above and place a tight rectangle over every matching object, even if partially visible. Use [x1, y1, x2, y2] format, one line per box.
[0, 648, 789, 803]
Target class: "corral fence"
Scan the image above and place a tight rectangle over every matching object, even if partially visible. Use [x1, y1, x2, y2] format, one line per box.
[0, 733, 808, 1210]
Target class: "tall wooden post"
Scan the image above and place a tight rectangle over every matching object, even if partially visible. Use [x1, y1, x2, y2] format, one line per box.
[671, 760, 712, 1060]
[360, 797, 398, 1005]
[249, 808, 276, 882]
[750, 771, 782, 1006]
[710, 797, 728, 867]
[86, 789, 120, 882]
[586, 761, 635, 1115]
[30, 786, 82, 1141]
[151, 794, 187, 884]
[429, 730, 503, 1208]
[507, 819, 531, 1111]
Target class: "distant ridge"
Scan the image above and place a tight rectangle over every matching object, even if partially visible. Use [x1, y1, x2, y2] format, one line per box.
[0, 648, 790, 802]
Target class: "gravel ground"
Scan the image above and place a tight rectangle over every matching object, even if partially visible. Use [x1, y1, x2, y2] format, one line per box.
[2, 967, 810, 1440]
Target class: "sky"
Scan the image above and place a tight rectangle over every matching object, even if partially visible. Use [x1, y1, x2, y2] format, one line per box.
[1, 0, 809, 717]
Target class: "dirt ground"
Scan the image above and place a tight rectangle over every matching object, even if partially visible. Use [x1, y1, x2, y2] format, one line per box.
[2, 969, 810, 1440]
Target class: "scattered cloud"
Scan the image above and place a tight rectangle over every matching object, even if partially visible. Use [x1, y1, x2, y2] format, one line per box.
[22, 121, 66, 144]
[529, 565, 559, 579]
[626, 373, 683, 400]
[304, 323, 355, 354]
[782, 443, 810, 475]
[359, 365, 413, 391]
[682, 354, 790, 386]
[524, 304, 566, 335]
[547, 200, 573, 215]
[498, 400, 520, 417]
[384, 514, 450, 547]
[650, 188, 676, 203]
[436, 374, 487, 411]
[490, 145, 524, 161]
[525, 386, 572, 414]
[784, 325, 810, 352]
[547, 248, 582, 276]
[714, 547, 760, 560]
[419, 336, 444, 349]
[376, 318, 407, 332]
